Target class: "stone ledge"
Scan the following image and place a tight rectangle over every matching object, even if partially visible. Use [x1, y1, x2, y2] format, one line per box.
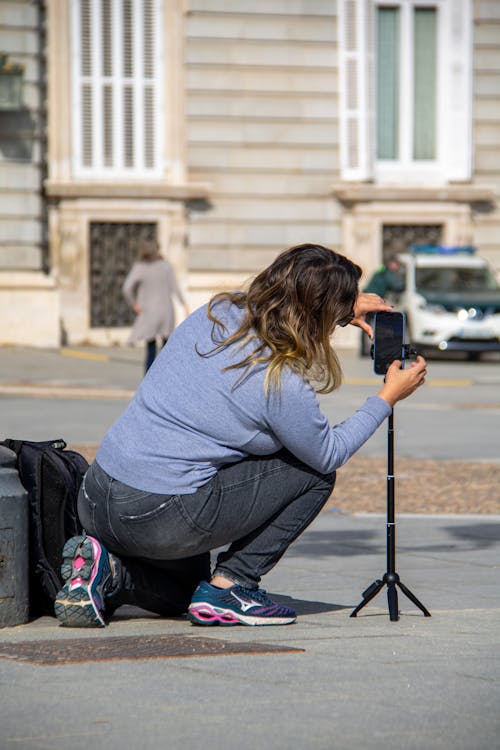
[44, 180, 212, 201]
[331, 182, 498, 206]
[0, 270, 56, 289]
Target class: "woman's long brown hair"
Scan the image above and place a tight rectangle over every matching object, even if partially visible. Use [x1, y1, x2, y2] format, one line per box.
[205, 243, 362, 393]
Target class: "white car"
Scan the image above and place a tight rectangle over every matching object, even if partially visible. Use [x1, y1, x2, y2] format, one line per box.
[398, 247, 500, 360]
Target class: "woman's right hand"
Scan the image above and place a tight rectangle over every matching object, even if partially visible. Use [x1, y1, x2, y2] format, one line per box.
[377, 356, 427, 408]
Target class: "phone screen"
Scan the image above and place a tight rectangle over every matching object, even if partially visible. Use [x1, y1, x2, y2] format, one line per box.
[373, 312, 405, 375]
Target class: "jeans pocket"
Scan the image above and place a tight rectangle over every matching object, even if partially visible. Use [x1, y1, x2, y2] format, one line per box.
[117, 492, 205, 558]
[179, 484, 223, 535]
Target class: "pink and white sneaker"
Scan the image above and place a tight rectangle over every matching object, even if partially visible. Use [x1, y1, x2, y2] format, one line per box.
[54, 535, 112, 627]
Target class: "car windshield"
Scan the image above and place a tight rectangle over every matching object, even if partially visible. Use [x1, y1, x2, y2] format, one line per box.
[416, 266, 500, 293]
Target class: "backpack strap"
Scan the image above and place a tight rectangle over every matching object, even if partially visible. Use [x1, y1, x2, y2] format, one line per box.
[0, 438, 24, 454]
[1, 438, 67, 455]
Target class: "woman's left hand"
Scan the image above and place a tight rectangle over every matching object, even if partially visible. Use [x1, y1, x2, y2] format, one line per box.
[351, 293, 393, 338]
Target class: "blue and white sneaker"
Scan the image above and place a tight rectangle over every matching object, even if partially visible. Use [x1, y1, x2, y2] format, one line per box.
[188, 581, 296, 626]
[54, 535, 112, 627]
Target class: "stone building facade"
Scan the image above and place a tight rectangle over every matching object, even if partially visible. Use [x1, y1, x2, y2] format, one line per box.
[0, 0, 499, 347]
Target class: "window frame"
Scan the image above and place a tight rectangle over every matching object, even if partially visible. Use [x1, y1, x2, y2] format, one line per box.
[71, 0, 165, 180]
[374, 0, 444, 183]
[338, 0, 473, 184]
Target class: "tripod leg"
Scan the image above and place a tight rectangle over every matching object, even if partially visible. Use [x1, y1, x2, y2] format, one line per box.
[350, 579, 384, 617]
[387, 582, 399, 621]
[397, 581, 431, 617]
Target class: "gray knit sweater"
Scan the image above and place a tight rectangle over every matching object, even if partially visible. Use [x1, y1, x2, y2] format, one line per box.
[96, 301, 391, 494]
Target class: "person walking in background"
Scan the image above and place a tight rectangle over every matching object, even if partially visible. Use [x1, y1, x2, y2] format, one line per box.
[123, 239, 189, 373]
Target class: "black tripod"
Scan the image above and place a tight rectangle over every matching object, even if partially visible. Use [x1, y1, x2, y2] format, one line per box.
[350, 408, 431, 621]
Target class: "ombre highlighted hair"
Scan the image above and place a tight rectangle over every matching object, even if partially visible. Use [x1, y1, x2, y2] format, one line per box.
[206, 243, 362, 393]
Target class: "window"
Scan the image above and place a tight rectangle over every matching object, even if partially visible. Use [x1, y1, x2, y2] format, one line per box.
[338, 0, 472, 183]
[376, 5, 438, 162]
[412, 7, 438, 160]
[376, 6, 400, 161]
[416, 267, 500, 294]
[71, 0, 163, 178]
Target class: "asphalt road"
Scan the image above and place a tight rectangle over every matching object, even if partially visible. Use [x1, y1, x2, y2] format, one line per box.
[325, 350, 500, 461]
[1, 345, 499, 462]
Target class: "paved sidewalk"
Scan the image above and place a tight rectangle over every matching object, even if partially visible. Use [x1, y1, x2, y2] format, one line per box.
[1, 512, 499, 750]
[1, 345, 499, 748]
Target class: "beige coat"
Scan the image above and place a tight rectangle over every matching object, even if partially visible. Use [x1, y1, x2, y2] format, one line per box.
[122, 258, 186, 344]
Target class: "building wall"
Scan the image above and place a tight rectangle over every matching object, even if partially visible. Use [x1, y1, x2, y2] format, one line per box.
[184, 0, 500, 310]
[1, 0, 500, 347]
[473, 0, 500, 274]
[185, 0, 342, 307]
[43, 0, 208, 346]
[0, 0, 58, 347]
[0, 0, 46, 271]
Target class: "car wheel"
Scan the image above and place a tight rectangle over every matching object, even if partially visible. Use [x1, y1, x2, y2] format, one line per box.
[467, 351, 481, 362]
[360, 332, 371, 357]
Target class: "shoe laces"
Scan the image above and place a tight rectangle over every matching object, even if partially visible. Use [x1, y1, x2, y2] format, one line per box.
[235, 586, 273, 605]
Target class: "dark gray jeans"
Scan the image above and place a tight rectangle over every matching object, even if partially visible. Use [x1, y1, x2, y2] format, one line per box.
[78, 451, 335, 616]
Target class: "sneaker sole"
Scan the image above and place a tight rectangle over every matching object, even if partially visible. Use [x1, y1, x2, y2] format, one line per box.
[54, 536, 107, 628]
[187, 602, 296, 626]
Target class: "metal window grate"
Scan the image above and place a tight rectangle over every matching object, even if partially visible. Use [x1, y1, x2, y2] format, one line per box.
[0, 634, 304, 665]
[382, 224, 443, 262]
[89, 222, 157, 328]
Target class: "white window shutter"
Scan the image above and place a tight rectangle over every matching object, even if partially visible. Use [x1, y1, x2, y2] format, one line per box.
[441, 0, 473, 181]
[142, 0, 156, 170]
[72, 0, 163, 178]
[338, 0, 375, 181]
[75, 0, 94, 168]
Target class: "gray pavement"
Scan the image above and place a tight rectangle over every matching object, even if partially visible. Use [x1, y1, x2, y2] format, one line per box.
[1, 344, 500, 749]
[1, 343, 499, 459]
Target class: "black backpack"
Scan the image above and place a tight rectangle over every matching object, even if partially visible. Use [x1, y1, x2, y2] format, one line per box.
[0, 438, 89, 617]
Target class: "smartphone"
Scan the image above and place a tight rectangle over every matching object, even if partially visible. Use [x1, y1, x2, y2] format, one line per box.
[373, 311, 406, 375]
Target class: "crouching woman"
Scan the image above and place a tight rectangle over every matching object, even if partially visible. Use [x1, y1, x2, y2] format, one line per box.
[55, 244, 426, 628]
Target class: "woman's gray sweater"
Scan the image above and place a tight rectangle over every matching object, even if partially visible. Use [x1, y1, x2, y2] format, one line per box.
[96, 302, 391, 494]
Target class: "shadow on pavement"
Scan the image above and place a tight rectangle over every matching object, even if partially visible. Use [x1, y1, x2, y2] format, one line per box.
[270, 594, 348, 615]
[288, 530, 381, 558]
[110, 599, 348, 622]
[443, 522, 500, 549]
[287, 523, 500, 559]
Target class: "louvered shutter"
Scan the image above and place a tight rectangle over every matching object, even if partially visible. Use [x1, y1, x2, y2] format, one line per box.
[441, 0, 472, 181]
[338, 0, 375, 181]
[72, 0, 162, 177]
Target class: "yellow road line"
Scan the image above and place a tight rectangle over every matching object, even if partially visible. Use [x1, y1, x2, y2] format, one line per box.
[0, 384, 133, 399]
[60, 348, 109, 362]
[428, 379, 473, 387]
[344, 378, 380, 385]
